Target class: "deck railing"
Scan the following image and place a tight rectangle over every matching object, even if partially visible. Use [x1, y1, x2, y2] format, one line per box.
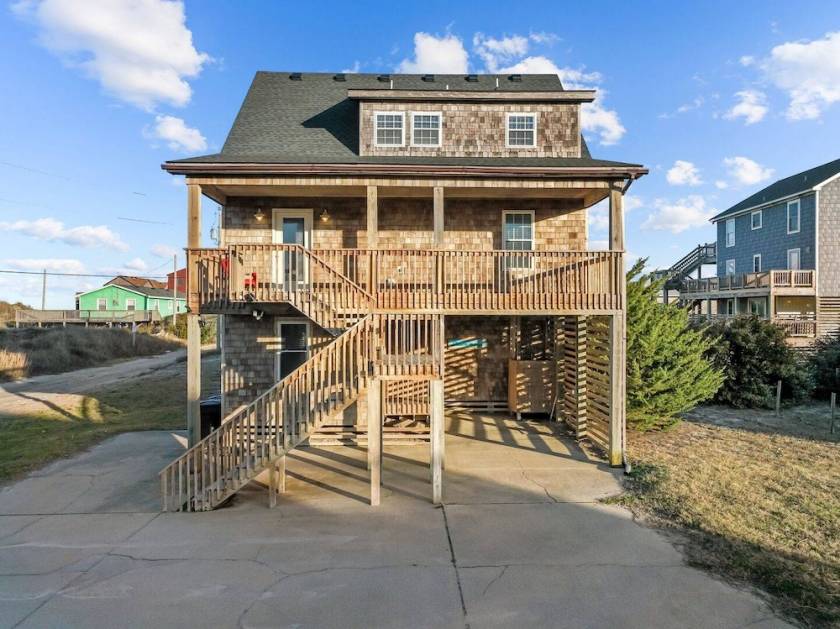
[682, 270, 815, 295]
[15, 309, 161, 326]
[688, 313, 817, 337]
[188, 246, 623, 314]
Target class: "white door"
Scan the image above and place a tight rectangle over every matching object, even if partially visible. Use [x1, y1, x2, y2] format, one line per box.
[272, 209, 313, 289]
[787, 248, 801, 271]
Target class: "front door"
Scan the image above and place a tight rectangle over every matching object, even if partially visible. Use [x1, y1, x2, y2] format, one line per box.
[272, 209, 313, 289]
[276, 320, 310, 380]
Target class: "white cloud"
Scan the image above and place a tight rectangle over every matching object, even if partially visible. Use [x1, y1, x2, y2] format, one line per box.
[0, 217, 128, 250]
[529, 31, 560, 46]
[498, 55, 624, 145]
[739, 55, 755, 67]
[641, 196, 717, 234]
[715, 180, 729, 189]
[723, 156, 774, 185]
[152, 244, 178, 258]
[625, 195, 643, 211]
[588, 195, 642, 234]
[2, 258, 85, 273]
[13, 0, 210, 111]
[396, 32, 468, 73]
[666, 160, 703, 186]
[724, 89, 768, 124]
[124, 257, 148, 271]
[762, 31, 840, 120]
[149, 114, 207, 152]
[473, 33, 530, 71]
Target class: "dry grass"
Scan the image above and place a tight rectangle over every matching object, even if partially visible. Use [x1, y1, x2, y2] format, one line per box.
[0, 354, 220, 482]
[0, 327, 183, 381]
[615, 416, 839, 627]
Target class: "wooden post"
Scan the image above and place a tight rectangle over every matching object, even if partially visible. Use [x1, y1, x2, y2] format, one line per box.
[563, 316, 587, 437]
[430, 378, 444, 504]
[368, 378, 381, 506]
[367, 185, 378, 249]
[775, 380, 782, 417]
[831, 392, 836, 435]
[278, 454, 286, 493]
[608, 184, 626, 468]
[268, 462, 277, 509]
[433, 186, 444, 246]
[186, 183, 202, 447]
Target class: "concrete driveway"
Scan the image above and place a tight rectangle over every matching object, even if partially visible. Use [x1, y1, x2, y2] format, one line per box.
[0, 413, 790, 628]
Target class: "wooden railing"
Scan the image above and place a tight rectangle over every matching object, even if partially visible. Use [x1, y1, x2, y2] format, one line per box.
[189, 246, 623, 314]
[687, 313, 817, 338]
[384, 379, 431, 416]
[160, 313, 443, 511]
[683, 270, 815, 295]
[15, 309, 161, 325]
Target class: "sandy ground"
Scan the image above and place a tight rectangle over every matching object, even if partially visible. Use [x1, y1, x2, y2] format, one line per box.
[0, 413, 792, 629]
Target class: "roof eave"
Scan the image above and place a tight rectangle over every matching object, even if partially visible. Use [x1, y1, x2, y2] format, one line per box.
[161, 161, 648, 180]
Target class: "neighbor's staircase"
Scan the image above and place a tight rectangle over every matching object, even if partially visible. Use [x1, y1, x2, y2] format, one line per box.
[161, 251, 441, 512]
[652, 242, 716, 290]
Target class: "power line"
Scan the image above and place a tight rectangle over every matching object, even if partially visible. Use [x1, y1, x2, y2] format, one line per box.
[0, 269, 168, 279]
[117, 216, 173, 225]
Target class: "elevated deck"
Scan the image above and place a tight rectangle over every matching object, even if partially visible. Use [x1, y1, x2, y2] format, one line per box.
[681, 270, 815, 299]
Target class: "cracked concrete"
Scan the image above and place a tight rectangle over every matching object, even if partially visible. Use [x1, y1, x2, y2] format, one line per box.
[0, 413, 792, 628]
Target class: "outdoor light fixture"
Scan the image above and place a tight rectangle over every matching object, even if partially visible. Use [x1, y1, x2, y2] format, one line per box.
[320, 208, 330, 223]
[254, 207, 265, 222]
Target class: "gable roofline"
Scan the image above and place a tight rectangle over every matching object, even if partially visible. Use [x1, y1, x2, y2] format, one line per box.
[711, 157, 840, 223]
[77, 284, 148, 299]
[77, 284, 186, 300]
[346, 89, 596, 103]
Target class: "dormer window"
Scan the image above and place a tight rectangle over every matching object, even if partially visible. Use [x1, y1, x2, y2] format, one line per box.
[506, 113, 537, 148]
[411, 112, 441, 147]
[374, 112, 404, 146]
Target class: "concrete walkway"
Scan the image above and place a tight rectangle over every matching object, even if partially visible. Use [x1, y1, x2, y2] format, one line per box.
[0, 413, 790, 628]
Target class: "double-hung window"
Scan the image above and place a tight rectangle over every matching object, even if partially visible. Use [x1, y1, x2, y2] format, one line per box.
[506, 113, 536, 148]
[751, 210, 762, 230]
[374, 112, 404, 147]
[725, 259, 736, 276]
[752, 254, 761, 273]
[97, 298, 107, 311]
[125, 298, 136, 311]
[787, 199, 800, 234]
[787, 248, 801, 270]
[411, 112, 441, 147]
[725, 219, 735, 247]
[503, 210, 534, 269]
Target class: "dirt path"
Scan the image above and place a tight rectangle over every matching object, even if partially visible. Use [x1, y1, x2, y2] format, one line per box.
[0, 348, 214, 418]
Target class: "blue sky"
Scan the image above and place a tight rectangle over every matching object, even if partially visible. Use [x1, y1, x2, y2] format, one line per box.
[1, 0, 839, 307]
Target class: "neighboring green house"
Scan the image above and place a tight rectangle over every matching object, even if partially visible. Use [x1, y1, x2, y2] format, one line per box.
[76, 284, 187, 318]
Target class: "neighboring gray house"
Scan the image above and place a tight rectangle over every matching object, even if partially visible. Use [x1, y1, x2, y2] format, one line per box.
[680, 158, 840, 340]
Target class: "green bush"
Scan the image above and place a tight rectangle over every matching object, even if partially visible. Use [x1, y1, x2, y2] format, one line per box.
[705, 316, 812, 408]
[626, 260, 723, 430]
[809, 333, 840, 400]
[161, 315, 217, 344]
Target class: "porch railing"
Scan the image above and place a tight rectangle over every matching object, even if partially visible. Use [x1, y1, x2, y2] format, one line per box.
[688, 313, 817, 337]
[188, 245, 623, 314]
[682, 270, 815, 295]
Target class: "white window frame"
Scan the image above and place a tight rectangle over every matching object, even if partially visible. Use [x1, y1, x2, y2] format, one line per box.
[125, 298, 136, 311]
[96, 298, 107, 311]
[787, 199, 800, 234]
[505, 112, 537, 149]
[787, 248, 801, 271]
[726, 299, 735, 315]
[274, 318, 311, 381]
[410, 111, 442, 148]
[373, 111, 405, 147]
[752, 254, 761, 273]
[750, 210, 762, 230]
[502, 210, 535, 270]
[725, 259, 736, 275]
[725, 219, 735, 247]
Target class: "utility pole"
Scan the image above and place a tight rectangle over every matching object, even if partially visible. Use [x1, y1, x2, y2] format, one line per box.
[41, 268, 46, 310]
[172, 254, 178, 329]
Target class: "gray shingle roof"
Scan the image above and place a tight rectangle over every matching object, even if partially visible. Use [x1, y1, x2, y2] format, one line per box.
[166, 72, 640, 169]
[712, 157, 840, 221]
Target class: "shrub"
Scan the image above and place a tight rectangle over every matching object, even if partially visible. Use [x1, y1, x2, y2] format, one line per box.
[809, 333, 840, 399]
[161, 315, 217, 344]
[626, 260, 723, 430]
[705, 316, 812, 408]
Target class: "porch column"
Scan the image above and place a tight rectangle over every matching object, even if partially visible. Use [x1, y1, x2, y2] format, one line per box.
[368, 378, 382, 506]
[430, 378, 445, 505]
[563, 316, 587, 437]
[433, 186, 444, 246]
[608, 184, 626, 467]
[186, 183, 202, 447]
[366, 185, 378, 248]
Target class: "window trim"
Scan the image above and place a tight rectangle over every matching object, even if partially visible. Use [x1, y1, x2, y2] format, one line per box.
[409, 111, 442, 148]
[787, 199, 800, 234]
[748, 297, 767, 318]
[752, 254, 761, 273]
[274, 318, 311, 381]
[787, 247, 801, 271]
[373, 111, 405, 147]
[725, 259, 736, 275]
[726, 299, 735, 315]
[725, 218, 735, 247]
[505, 112, 538, 149]
[125, 298, 136, 311]
[96, 298, 107, 311]
[750, 210, 762, 230]
[502, 210, 536, 270]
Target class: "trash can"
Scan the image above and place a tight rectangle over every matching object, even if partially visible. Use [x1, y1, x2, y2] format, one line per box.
[199, 394, 222, 439]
